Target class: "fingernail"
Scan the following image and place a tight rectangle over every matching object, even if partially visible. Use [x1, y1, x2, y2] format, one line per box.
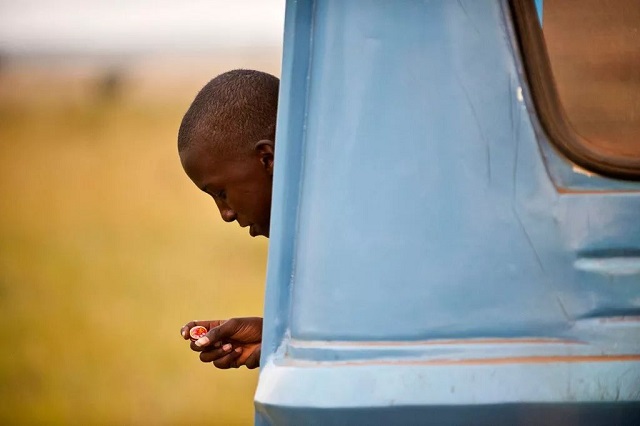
[181, 329, 186, 337]
[222, 343, 232, 351]
[195, 336, 210, 347]
[235, 347, 242, 353]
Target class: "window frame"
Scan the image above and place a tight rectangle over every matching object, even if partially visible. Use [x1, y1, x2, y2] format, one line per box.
[509, 0, 640, 181]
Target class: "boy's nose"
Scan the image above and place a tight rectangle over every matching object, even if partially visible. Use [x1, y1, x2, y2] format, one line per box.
[220, 207, 237, 223]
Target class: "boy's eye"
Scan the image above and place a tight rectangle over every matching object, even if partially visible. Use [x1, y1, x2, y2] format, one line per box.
[204, 186, 226, 201]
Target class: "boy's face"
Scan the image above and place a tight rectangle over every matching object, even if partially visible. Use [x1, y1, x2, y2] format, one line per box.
[180, 139, 274, 237]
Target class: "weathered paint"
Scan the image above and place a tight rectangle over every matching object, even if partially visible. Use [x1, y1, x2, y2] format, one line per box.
[278, 355, 640, 367]
[255, 0, 640, 424]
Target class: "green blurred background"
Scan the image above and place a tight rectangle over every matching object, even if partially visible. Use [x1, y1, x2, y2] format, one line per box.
[0, 48, 280, 425]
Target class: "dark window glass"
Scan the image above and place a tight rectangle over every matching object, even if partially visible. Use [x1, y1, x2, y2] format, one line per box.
[543, 0, 640, 160]
[511, 0, 640, 179]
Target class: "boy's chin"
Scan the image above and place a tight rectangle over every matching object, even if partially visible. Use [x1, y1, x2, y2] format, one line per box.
[249, 224, 264, 238]
[249, 224, 269, 238]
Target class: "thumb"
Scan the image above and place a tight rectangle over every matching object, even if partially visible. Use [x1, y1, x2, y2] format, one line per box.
[194, 319, 238, 348]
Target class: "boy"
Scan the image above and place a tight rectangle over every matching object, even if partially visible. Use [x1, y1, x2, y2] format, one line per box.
[177, 69, 278, 370]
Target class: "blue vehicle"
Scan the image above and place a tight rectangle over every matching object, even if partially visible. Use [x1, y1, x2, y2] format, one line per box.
[255, 0, 640, 424]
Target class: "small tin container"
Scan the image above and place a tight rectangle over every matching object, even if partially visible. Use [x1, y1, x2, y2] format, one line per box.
[189, 325, 208, 341]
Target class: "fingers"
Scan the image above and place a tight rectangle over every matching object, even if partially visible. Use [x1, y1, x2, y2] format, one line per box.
[197, 346, 260, 368]
[192, 318, 240, 349]
[190, 338, 225, 351]
[244, 345, 261, 369]
[199, 343, 234, 363]
[181, 318, 263, 370]
[213, 347, 243, 369]
[180, 320, 225, 340]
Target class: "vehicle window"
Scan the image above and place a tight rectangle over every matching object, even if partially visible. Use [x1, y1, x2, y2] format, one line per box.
[511, 0, 640, 179]
[543, 0, 640, 158]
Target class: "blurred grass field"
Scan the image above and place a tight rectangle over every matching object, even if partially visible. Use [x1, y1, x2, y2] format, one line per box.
[0, 53, 278, 425]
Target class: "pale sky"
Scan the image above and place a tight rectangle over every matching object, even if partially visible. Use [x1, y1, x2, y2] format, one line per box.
[0, 0, 286, 55]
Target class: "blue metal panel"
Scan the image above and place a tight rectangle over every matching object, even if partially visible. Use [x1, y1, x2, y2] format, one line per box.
[257, 0, 640, 424]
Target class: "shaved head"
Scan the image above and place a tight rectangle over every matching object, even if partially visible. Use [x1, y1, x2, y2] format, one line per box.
[178, 69, 279, 156]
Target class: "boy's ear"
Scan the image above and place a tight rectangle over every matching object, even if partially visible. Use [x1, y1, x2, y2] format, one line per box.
[254, 140, 275, 175]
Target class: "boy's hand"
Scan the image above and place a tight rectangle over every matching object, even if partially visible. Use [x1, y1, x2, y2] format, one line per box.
[180, 317, 263, 369]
